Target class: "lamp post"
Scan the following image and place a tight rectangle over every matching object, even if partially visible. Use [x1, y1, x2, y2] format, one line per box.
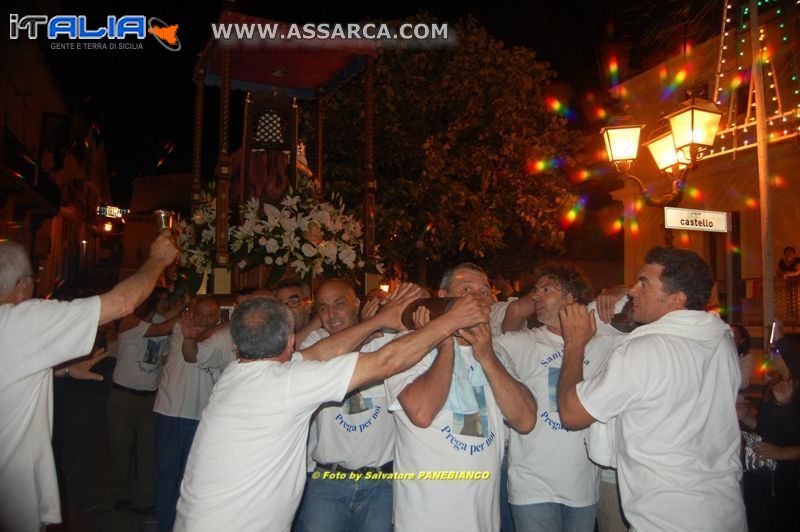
[601, 93, 722, 208]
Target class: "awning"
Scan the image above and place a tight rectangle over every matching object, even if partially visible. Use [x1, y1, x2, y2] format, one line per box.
[198, 10, 377, 99]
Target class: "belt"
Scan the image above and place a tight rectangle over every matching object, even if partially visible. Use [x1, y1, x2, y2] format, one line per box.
[315, 461, 393, 476]
[112, 382, 157, 396]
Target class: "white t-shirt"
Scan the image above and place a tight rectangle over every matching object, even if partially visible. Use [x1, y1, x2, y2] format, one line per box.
[153, 325, 217, 420]
[0, 297, 101, 531]
[494, 302, 627, 508]
[195, 326, 237, 373]
[386, 343, 515, 532]
[174, 352, 359, 532]
[494, 327, 601, 507]
[112, 319, 168, 391]
[576, 310, 746, 532]
[300, 330, 396, 469]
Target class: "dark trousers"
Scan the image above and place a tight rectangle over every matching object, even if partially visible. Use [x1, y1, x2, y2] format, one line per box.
[107, 387, 156, 507]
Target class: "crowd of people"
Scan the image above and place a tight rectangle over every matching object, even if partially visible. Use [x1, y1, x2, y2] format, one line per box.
[3, 230, 797, 531]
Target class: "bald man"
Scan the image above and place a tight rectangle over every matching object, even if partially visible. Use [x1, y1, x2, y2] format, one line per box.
[154, 297, 221, 531]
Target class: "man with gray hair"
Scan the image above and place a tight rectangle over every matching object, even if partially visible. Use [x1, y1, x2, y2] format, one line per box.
[0, 233, 178, 532]
[174, 287, 490, 532]
[386, 263, 537, 532]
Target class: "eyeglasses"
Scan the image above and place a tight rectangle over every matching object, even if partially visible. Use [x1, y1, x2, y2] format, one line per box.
[283, 296, 308, 309]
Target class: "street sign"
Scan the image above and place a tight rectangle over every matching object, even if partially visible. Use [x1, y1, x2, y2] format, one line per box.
[664, 207, 728, 233]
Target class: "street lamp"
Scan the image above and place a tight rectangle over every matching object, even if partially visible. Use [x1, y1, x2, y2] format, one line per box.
[601, 93, 722, 207]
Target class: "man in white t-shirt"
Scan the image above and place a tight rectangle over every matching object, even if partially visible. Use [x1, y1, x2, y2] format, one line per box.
[153, 296, 220, 532]
[557, 247, 746, 532]
[180, 287, 269, 363]
[386, 263, 537, 532]
[108, 286, 180, 513]
[0, 233, 178, 532]
[495, 264, 620, 532]
[174, 287, 490, 532]
[294, 279, 395, 532]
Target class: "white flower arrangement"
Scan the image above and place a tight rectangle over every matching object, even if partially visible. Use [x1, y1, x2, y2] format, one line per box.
[177, 190, 217, 276]
[230, 190, 383, 281]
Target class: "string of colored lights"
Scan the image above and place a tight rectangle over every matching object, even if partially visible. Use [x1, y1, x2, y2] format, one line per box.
[705, 0, 800, 158]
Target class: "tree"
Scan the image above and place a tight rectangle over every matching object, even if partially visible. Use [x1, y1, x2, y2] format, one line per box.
[309, 16, 583, 284]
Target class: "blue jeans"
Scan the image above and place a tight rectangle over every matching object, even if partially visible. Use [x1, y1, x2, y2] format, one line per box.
[511, 502, 597, 532]
[154, 414, 199, 532]
[293, 468, 393, 532]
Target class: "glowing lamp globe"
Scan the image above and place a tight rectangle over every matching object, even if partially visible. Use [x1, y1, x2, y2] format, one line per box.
[665, 97, 722, 159]
[643, 131, 689, 174]
[600, 124, 643, 165]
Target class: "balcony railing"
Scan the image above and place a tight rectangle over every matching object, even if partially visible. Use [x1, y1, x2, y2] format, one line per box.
[741, 277, 800, 326]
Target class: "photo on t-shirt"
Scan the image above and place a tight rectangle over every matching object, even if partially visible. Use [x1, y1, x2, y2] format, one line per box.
[452, 386, 489, 437]
[143, 338, 165, 365]
[548, 366, 560, 412]
[344, 392, 373, 415]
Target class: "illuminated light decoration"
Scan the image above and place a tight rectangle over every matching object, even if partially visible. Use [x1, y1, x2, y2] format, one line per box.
[416, 221, 435, 245]
[545, 97, 575, 120]
[595, 107, 608, 120]
[8, 168, 26, 180]
[600, 123, 643, 172]
[665, 96, 722, 161]
[661, 68, 688, 99]
[745, 197, 758, 209]
[103, 222, 113, 232]
[563, 196, 589, 227]
[729, 245, 741, 254]
[630, 220, 640, 237]
[659, 66, 668, 82]
[686, 187, 703, 200]
[772, 175, 786, 188]
[608, 55, 619, 85]
[680, 232, 690, 246]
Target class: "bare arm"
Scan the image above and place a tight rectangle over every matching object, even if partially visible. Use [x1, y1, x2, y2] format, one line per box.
[300, 283, 422, 362]
[461, 323, 536, 433]
[757, 442, 800, 460]
[501, 294, 535, 333]
[179, 311, 205, 363]
[98, 231, 177, 325]
[349, 294, 490, 394]
[161, 294, 190, 321]
[398, 337, 455, 428]
[54, 347, 109, 381]
[556, 303, 598, 430]
[144, 317, 178, 337]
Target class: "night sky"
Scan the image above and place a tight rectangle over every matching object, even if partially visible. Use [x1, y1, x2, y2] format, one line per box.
[13, 0, 722, 203]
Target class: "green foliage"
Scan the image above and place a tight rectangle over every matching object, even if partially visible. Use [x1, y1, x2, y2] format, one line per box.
[308, 16, 582, 278]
